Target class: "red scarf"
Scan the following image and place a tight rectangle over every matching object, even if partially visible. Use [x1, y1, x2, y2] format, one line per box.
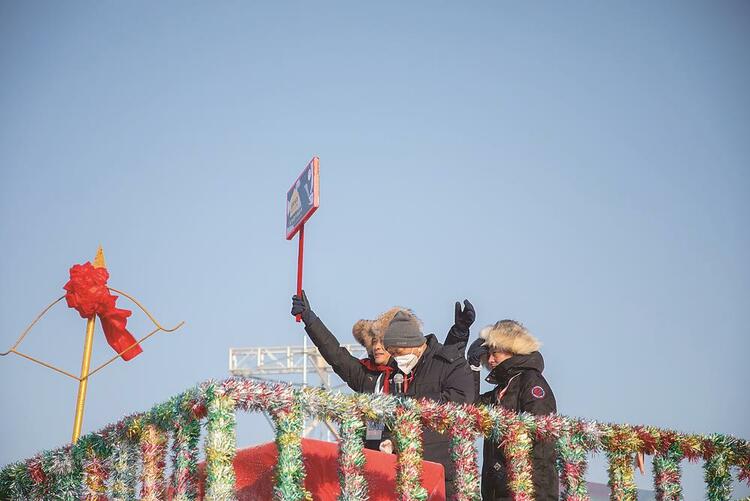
[358, 359, 416, 394]
[359, 358, 394, 394]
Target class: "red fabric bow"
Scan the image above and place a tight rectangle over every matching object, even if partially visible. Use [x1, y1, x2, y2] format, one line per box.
[63, 262, 142, 361]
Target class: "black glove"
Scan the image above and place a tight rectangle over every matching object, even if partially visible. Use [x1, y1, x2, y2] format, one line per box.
[467, 337, 487, 367]
[291, 290, 317, 325]
[454, 299, 476, 333]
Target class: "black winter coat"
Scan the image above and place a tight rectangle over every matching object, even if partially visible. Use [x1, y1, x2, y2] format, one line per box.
[394, 333, 475, 497]
[478, 352, 558, 501]
[304, 319, 474, 495]
[303, 317, 470, 394]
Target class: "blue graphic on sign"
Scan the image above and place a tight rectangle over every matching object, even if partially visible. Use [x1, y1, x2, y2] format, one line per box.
[286, 159, 317, 238]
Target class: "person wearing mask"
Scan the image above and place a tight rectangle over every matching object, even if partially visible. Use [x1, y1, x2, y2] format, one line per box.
[290, 291, 475, 449]
[381, 310, 476, 498]
[466, 320, 558, 501]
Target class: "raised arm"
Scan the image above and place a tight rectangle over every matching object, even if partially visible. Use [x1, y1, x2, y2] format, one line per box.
[291, 290, 376, 392]
[443, 299, 475, 354]
[440, 356, 477, 404]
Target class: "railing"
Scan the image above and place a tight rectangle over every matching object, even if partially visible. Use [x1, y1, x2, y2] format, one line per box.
[0, 378, 748, 501]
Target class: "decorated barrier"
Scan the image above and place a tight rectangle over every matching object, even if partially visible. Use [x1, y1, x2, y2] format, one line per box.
[1, 378, 748, 501]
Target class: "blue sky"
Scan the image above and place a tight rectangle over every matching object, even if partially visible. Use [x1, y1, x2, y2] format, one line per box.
[1, 1, 748, 497]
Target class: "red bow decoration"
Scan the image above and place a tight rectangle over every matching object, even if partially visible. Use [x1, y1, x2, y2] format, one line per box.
[63, 262, 142, 361]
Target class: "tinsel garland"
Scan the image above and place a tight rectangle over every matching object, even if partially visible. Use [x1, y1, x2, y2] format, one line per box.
[110, 437, 138, 501]
[140, 423, 168, 501]
[601, 424, 639, 501]
[273, 399, 312, 501]
[447, 406, 482, 501]
[501, 412, 535, 501]
[2, 378, 750, 501]
[26, 455, 49, 500]
[298, 386, 368, 500]
[392, 399, 428, 501]
[703, 434, 734, 501]
[0, 462, 33, 500]
[220, 378, 311, 500]
[420, 399, 484, 501]
[81, 445, 109, 501]
[205, 386, 238, 501]
[653, 445, 683, 501]
[556, 420, 600, 501]
[335, 400, 368, 501]
[171, 401, 202, 501]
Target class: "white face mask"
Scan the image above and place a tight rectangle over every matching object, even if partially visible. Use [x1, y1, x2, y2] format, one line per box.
[394, 353, 419, 374]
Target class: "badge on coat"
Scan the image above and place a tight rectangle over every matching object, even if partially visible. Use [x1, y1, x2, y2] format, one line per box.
[531, 386, 545, 399]
[366, 421, 384, 440]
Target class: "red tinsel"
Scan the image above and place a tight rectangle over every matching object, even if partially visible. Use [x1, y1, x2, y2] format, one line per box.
[27, 457, 45, 485]
[634, 426, 658, 454]
[64, 262, 142, 361]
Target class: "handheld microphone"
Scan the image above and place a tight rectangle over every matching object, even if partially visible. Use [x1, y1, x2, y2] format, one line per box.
[393, 373, 404, 395]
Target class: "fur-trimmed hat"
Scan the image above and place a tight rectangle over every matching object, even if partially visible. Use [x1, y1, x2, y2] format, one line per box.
[352, 307, 421, 351]
[479, 320, 540, 357]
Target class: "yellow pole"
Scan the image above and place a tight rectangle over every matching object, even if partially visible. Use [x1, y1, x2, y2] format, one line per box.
[71, 316, 96, 442]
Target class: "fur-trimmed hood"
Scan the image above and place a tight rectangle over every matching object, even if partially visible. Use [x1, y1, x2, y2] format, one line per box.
[479, 320, 540, 369]
[352, 307, 421, 351]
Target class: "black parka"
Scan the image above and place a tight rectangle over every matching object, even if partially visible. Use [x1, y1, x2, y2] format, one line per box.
[303, 317, 470, 394]
[304, 318, 475, 496]
[391, 333, 475, 498]
[478, 352, 558, 501]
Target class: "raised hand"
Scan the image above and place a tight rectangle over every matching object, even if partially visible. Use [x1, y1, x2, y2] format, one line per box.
[291, 290, 315, 324]
[454, 299, 476, 333]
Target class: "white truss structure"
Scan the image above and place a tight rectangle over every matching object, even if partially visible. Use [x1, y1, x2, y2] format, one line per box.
[228, 341, 368, 439]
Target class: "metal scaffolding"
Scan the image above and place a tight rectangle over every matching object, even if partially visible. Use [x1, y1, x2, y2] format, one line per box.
[228, 342, 368, 439]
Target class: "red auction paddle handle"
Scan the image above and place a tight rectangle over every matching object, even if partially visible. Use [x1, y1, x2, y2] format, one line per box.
[296, 225, 305, 322]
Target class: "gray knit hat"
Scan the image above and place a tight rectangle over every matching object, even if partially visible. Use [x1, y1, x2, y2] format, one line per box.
[383, 310, 426, 348]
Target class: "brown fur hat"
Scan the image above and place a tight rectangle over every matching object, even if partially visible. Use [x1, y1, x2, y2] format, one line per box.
[352, 307, 421, 351]
[479, 320, 541, 358]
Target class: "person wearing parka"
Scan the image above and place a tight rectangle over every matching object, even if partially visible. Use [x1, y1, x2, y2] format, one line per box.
[290, 291, 476, 450]
[467, 320, 559, 501]
[381, 310, 476, 499]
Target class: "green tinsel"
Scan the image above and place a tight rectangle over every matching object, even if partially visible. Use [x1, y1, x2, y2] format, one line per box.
[110, 439, 138, 501]
[171, 408, 201, 501]
[601, 425, 639, 501]
[45, 448, 81, 501]
[392, 400, 428, 501]
[704, 434, 733, 501]
[556, 427, 594, 501]
[205, 387, 238, 501]
[273, 395, 311, 501]
[653, 441, 683, 501]
[336, 403, 368, 501]
[0, 462, 32, 500]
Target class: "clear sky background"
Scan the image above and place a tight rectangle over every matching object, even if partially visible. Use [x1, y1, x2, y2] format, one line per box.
[1, 1, 748, 497]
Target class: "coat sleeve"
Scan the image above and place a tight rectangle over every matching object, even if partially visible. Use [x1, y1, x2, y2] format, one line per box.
[518, 372, 556, 416]
[440, 357, 477, 404]
[304, 316, 375, 392]
[443, 324, 468, 355]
